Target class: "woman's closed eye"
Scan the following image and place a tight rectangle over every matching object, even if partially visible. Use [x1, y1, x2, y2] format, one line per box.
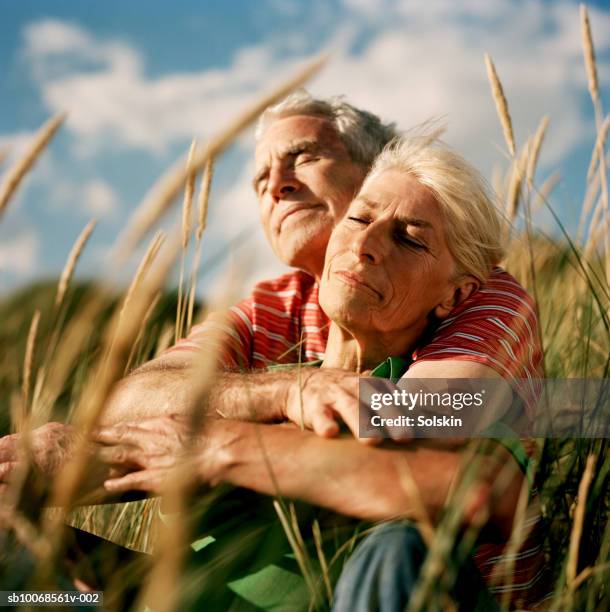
[347, 216, 371, 225]
[395, 232, 427, 250]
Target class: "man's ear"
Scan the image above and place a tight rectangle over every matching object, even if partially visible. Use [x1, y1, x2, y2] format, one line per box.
[433, 276, 480, 320]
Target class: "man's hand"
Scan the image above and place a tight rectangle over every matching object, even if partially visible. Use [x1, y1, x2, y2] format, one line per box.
[0, 422, 78, 495]
[282, 369, 380, 443]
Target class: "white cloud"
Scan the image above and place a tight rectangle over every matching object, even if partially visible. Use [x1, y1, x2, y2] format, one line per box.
[0, 230, 40, 278]
[21, 19, 297, 155]
[47, 177, 118, 219]
[82, 179, 119, 217]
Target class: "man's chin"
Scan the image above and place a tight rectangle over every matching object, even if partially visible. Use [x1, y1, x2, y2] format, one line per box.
[276, 239, 326, 276]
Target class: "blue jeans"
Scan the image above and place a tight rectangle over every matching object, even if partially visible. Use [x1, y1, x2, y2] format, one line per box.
[332, 523, 500, 612]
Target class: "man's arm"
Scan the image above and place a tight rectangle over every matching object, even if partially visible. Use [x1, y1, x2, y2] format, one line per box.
[101, 356, 366, 439]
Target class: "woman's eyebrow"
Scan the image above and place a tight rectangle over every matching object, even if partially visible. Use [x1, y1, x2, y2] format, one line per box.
[396, 216, 433, 230]
[351, 196, 378, 210]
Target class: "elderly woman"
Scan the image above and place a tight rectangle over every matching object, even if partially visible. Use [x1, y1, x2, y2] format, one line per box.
[95, 136, 542, 610]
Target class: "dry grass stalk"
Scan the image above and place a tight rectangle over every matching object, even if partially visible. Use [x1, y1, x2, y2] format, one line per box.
[38, 233, 184, 575]
[125, 290, 162, 373]
[186, 157, 216, 333]
[196, 157, 214, 241]
[134, 305, 227, 611]
[587, 114, 610, 182]
[0, 113, 66, 220]
[30, 292, 110, 426]
[506, 143, 529, 220]
[181, 139, 197, 250]
[22, 309, 41, 413]
[120, 231, 165, 321]
[273, 500, 320, 602]
[503, 144, 530, 247]
[484, 53, 516, 157]
[494, 465, 535, 609]
[584, 196, 604, 258]
[578, 168, 602, 243]
[526, 116, 549, 185]
[580, 4, 600, 105]
[0, 505, 52, 560]
[176, 141, 198, 341]
[408, 444, 493, 612]
[55, 219, 97, 310]
[114, 54, 326, 259]
[312, 519, 333, 605]
[566, 454, 597, 587]
[154, 323, 175, 357]
[491, 164, 505, 202]
[397, 456, 435, 547]
[532, 171, 561, 214]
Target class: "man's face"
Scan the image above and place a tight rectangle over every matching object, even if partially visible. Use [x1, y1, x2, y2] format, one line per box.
[254, 115, 367, 277]
[319, 169, 460, 341]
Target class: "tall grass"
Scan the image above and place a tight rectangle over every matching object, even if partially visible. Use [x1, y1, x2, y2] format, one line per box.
[0, 11, 608, 611]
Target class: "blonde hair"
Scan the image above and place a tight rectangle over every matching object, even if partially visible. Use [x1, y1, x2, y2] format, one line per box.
[367, 134, 504, 282]
[256, 89, 398, 167]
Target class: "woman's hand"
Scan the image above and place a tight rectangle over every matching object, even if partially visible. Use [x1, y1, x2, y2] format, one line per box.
[94, 414, 231, 495]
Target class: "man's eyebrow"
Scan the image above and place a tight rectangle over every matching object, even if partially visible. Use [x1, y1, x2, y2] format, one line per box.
[252, 140, 322, 191]
[281, 139, 320, 156]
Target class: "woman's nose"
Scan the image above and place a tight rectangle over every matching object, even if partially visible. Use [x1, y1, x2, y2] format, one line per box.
[352, 225, 385, 264]
[268, 164, 300, 200]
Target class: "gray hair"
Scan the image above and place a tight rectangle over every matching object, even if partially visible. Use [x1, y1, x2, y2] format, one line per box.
[256, 89, 398, 167]
[367, 134, 504, 282]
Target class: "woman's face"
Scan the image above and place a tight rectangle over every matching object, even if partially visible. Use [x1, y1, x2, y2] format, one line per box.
[319, 168, 460, 337]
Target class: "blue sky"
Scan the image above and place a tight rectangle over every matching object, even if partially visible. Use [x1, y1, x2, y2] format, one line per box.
[1, 0, 609, 298]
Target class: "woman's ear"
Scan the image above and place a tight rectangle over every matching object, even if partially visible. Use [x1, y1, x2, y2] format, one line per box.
[433, 276, 480, 320]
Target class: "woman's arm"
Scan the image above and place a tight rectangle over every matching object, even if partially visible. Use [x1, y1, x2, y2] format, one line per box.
[98, 418, 524, 539]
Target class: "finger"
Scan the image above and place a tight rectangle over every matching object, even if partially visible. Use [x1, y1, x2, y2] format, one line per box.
[94, 426, 149, 448]
[330, 392, 365, 440]
[0, 436, 18, 462]
[0, 461, 18, 482]
[96, 444, 141, 468]
[104, 470, 160, 494]
[311, 407, 340, 439]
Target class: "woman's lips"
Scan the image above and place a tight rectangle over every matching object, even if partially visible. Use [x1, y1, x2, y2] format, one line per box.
[334, 270, 382, 300]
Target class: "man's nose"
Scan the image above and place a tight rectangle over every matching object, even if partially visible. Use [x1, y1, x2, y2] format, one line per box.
[267, 164, 300, 200]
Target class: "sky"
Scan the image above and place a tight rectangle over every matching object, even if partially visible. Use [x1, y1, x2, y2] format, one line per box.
[1, 0, 609, 300]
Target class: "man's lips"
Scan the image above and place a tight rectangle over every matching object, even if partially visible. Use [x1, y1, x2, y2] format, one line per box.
[276, 203, 324, 228]
[334, 270, 382, 300]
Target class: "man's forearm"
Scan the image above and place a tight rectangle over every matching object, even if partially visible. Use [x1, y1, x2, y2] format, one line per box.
[100, 359, 301, 427]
